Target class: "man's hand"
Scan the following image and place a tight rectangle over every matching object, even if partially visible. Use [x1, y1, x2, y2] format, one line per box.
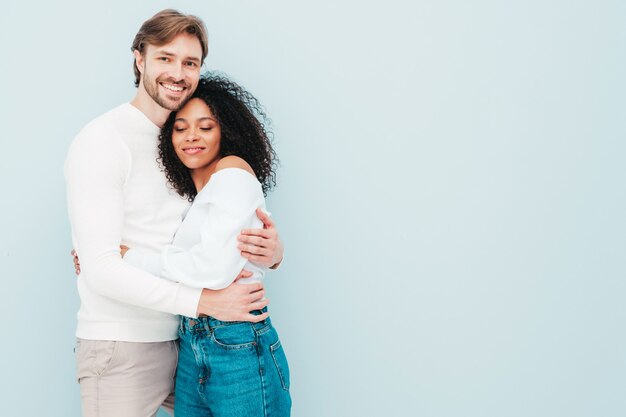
[237, 208, 284, 269]
[197, 270, 269, 322]
[71, 249, 81, 275]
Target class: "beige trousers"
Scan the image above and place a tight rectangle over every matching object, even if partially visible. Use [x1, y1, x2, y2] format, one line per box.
[76, 338, 178, 417]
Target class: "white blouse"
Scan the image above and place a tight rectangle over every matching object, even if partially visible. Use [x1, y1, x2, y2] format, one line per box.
[125, 168, 267, 289]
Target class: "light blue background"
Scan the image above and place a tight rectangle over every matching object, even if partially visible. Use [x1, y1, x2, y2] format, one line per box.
[1, 1, 625, 416]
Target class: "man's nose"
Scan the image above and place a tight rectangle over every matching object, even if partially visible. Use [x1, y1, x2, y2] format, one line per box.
[168, 63, 184, 81]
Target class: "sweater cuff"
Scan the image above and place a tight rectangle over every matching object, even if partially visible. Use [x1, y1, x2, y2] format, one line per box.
[175, 284, 203, 318]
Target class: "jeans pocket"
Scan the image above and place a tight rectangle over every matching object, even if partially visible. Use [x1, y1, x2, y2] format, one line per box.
[211, 324, 257, 350]
[270, 339, 290, 391]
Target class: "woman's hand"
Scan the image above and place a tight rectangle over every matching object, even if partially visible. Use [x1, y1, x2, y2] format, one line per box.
[120, 245, 130, 258]
[237, 208, 284, 269]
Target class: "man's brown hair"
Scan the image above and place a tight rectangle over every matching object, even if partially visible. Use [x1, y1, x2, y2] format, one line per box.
[131, 9, 208, 87]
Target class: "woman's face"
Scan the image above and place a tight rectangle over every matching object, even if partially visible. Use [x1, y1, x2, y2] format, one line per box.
[172, 97, 222, 171]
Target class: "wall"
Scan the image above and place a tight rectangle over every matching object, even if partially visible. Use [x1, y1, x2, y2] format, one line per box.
[1, 1, 625, 416]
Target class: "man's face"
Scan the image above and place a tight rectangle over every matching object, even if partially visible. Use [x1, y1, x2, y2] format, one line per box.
[135, 33, 203, 111]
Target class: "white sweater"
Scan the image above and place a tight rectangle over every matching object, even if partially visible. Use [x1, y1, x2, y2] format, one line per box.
[125, 168, 267, 291]
[65, 103, 202, 342]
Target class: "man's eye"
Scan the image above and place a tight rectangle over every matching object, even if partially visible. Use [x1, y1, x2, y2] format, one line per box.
[185, 61, 198, 67]
[159, 57, 169, 62]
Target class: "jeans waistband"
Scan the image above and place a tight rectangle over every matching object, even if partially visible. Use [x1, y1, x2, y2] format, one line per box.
[180, 308, 269, 334]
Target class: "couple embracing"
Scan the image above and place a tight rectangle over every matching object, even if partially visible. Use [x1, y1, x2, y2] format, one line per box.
[65, 9, 291, 417]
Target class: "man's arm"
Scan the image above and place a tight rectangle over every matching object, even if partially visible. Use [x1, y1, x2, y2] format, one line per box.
[66, 126, 199, 316]
[74, 244, 268, 321]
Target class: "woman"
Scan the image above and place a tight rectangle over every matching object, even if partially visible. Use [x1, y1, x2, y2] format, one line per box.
[122, 74, 291, 417]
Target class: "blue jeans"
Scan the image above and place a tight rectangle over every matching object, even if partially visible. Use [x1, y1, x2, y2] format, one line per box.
[175, 312, 291, 417]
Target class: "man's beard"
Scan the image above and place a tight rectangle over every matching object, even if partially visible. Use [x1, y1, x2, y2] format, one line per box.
[143, 71, 190, 111]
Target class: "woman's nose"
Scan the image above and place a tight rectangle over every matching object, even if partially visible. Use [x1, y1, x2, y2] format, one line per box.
[186, 131, 200, 141]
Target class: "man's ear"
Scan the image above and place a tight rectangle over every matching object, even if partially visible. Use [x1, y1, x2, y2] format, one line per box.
[133, 49, 145, 76]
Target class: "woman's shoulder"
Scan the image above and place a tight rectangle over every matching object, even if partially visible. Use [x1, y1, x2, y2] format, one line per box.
[215, 156, 255, 177]
[199, 156, 263, 206]
[201, 156, 262, 198]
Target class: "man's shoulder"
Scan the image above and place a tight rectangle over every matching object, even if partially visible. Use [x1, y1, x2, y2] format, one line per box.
[79, 103, 130, 136]
[67, 103, 133, 160]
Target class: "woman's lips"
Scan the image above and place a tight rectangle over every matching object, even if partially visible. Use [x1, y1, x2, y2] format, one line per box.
[182, 147, 205, 155]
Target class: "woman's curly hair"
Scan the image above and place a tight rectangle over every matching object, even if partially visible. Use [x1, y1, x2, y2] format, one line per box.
[158, 73, 277, 201]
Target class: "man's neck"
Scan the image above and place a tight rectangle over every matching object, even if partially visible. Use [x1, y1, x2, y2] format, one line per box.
[130, 89, 171, 128]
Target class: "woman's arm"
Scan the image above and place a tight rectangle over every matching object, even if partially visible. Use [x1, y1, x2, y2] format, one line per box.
[125, 159, 266, 289]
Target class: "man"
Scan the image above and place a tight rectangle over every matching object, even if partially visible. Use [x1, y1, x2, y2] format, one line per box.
[65, 9, 284, 417]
